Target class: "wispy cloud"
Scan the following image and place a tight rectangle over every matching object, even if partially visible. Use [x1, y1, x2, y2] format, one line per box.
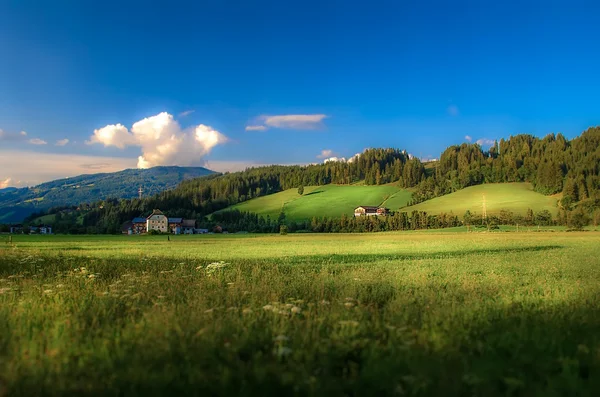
[55, 138, 69, 146]
[465, 135, 472, 142]
[246, 114, 328, 131]
[28, 138, 48, 145]
[87, 112, 228, 169]
[245, 125, 267, 131]
[476, 138, 495, 147]
[179, 110, 195, 117]
[20, 131, 27, 136]
[447, 105, 459, 116]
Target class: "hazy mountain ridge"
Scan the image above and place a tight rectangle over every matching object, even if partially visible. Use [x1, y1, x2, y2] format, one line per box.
[0, 166, 215, 222]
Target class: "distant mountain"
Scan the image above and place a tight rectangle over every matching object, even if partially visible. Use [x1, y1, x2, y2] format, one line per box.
[0, 166, 215, 222]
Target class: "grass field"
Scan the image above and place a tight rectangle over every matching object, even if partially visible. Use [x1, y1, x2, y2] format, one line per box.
[222, 184, 412, 221]
[403, 183, 560, 216]
[1, 232, 599, 396]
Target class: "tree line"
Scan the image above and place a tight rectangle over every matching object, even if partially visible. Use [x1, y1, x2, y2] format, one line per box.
[7, 127, 600, 233]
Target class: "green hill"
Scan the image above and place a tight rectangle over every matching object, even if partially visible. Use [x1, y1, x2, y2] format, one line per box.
[402, 183, 560, 216]
[222, 184, 413, 221]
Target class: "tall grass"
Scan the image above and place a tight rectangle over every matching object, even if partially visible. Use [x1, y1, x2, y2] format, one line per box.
[0, 232, 599, 396]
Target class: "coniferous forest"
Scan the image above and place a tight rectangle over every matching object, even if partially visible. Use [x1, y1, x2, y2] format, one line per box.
[8, 127, 600, 234]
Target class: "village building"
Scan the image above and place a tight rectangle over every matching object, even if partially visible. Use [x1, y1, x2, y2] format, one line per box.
[132, 217, 147, 234]
[182, 219, 197, 234]
[9, 224, 23, 234]
[354, 206, 389, 217]
[146, 209, 168, 233]
[168, 218, 183, 234]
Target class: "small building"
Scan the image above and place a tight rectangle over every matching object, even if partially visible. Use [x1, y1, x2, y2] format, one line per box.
[168, 218, 183, 235]
[132, 217, 147, 234]
[182, 219, 196, 234]
[39, 225, 52, 235]
[121, 221, 133, 235]
[9, 224, 23, 234]
[147, 209, 168, 233]
[354, 206, 389, 217]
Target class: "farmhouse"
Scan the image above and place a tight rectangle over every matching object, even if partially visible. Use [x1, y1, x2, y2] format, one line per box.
[127, 210, 198, 234]
[147, 209, 168, 233]
[354, 206, 389, 217]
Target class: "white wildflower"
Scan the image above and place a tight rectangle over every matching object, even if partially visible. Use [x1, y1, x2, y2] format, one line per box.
[291, 306, 302, 314]
[274, 335, 289, 342]
[242, 308, 253, 314]
[276, 346, 293, 358]
[262, 304, 274, 311]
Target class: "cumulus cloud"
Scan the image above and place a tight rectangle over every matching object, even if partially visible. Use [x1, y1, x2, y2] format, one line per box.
[245, 125, 267, 131]
[28, 138, 47, 145]
[476, 138, 495, 147]
[55, 139, 69, 146]
[20, 131, 27, 136]
[0, 177, 11, 189]
[323, 156, 346, 163]
[465, 135, 472, 142]
[87, 112, 228, 169]
[447, 105, 459, 116]
[246, 114, 328, 131]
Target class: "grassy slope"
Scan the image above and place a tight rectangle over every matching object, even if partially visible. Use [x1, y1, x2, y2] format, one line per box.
[224, 184, 412, 221]
[403, 182, 560, 216]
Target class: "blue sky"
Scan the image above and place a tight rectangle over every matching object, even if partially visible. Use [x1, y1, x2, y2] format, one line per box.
[1, 0, 600, 186]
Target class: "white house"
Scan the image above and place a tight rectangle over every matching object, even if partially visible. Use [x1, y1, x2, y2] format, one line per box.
[146, 209, 168, 233]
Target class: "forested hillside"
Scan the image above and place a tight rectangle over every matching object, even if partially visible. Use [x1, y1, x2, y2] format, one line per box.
[9, 127, 600, 234]
[411, 127, 600, 208]
[0, 166, 214, 222]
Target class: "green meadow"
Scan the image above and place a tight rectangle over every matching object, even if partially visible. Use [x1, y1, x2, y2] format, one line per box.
[1, 232, 599, 396]
[222, 184, 412, 221]
[403, 183, 560, 216]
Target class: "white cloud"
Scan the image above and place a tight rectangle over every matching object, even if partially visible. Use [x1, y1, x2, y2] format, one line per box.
[246, 114, 328, 131]
[347, 153, 361, 163]
[87, 112, 228, 169]
[465, 135, 472, 142]
[476, 138, 495, 147]
[245, 125, 267, 131]
[0, 150, 137, 187]
[0, 177, 11, 189]
[28, 138, 47, 145]
[55, 139, 69, 146]
[317, 149, 335, 159]
[20, 131, 27, 136]
[87, 123, 134, 149]
[262, 114, 327, 129]
[447, 105, 459, 116]
[323, 156, 346, 163]
[179, 110, 195, 117]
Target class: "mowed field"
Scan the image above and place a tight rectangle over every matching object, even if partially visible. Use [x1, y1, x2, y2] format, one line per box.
[403, 182, 560, 216]
[1, 232, 599, 395]
[222, 184, 413, 221]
